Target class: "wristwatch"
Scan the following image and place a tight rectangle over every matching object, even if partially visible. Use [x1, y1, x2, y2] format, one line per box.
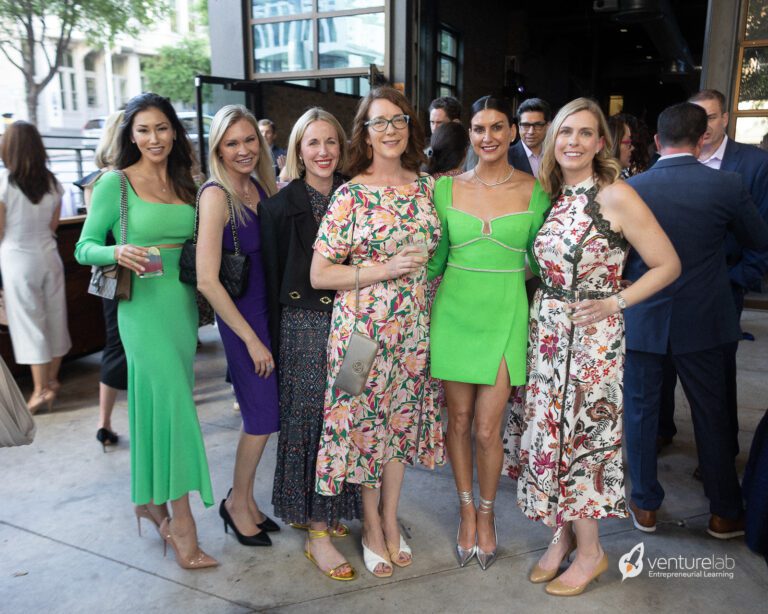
[615, 292, 627, 311]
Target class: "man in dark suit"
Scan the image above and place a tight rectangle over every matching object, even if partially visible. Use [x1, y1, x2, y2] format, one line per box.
[623, 102, 768, 539]
[658, 89, 768, 454]
[507, 98, 551, 178]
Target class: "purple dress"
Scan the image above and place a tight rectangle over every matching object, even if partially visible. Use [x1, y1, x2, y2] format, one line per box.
[205, 180, 279, 436]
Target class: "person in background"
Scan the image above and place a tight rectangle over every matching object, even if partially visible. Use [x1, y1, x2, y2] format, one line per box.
[75, 93, 217, 570]
[508, 97, 551, 178]
[428, 95, 551, 571]
[197, 105, 280, 549]
[503, 97, 679, 596]
[261, 107, 361, 581]
[310, 86, 444, 579]
[623, 102, 768, 540]
[428, 96, 462, 134]
[425, 122, 469, 178]
[76, 110, 126, 450]
[0, 121, 71, 413]
[608, 113, 650, 179]
[258, 118, 285, 179]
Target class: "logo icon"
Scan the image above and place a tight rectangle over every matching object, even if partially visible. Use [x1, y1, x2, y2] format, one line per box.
[619, 542, 645, 581]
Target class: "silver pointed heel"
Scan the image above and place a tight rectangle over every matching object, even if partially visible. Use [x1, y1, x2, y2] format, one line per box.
[476, 496, 497, 571]
[456, 490, 477, 568]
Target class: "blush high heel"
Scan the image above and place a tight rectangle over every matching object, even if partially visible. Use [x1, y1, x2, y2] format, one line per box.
[134, 505, 162, 537]
[27, 389, 55, 415]
[545, 553, 608, 596]
[159, 518, 219, 570]
[529, 541, 577, 583]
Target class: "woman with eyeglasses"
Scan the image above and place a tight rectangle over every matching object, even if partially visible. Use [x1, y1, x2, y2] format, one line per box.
[310, 86, 444, 579]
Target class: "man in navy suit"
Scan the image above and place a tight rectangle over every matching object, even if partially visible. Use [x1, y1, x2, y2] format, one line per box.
[658, 90, 768, 454]
[507, 98, 551, 178]
[623, 102, 768, 539]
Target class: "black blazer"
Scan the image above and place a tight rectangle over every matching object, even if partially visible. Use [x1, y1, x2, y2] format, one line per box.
[720, 138, 768, 291]
[507, 140, 534, 176]
[624, 155, 768, 355]
[260, 178, 339, 356]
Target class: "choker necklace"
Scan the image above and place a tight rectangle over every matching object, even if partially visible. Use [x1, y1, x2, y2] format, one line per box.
[473, 166, 514, 187]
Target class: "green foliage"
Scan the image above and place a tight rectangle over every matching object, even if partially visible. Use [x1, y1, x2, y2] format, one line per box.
[0, 0, 168, 123]
[142, 37, 211, 106]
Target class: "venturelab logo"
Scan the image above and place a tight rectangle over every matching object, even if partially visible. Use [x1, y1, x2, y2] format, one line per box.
[619, 542, 644, 581]
[619, 542, 736, 580]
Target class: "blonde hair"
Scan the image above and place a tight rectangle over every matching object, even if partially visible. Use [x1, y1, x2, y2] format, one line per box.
[94, 111, 124, 169]
[539, 97, 621, 197]
[207, 105, 278, 224]
[283, 107, 348, 180]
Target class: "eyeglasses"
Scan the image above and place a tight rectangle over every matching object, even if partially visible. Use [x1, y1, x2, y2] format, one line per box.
[365, 114, 410, 132]
[620, 139, 633, 146]
[519, 122, 548, 131]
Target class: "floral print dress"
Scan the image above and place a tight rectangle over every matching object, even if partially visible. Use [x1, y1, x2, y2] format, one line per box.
[502, 177, 629, 535]
[313, 176, 445, 495]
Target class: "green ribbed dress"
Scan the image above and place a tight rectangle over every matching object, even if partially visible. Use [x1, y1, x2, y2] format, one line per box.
[428, 175, 550, 386]
[75, 171, 213, 507]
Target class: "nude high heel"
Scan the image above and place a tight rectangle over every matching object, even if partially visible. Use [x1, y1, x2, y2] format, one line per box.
[27, 389, 55, 415]
[529, 542, 577, 583]
[134, 505, 162, 538]
[545, 553, 609, 596]
[455, 490, 477, 568]
[159, 518, 219, 570]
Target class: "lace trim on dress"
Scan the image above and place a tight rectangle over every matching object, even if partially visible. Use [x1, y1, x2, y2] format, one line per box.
[583, 189, 628, 251]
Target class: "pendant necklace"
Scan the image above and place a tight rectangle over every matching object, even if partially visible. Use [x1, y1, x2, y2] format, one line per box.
[473, 166, 515, 187]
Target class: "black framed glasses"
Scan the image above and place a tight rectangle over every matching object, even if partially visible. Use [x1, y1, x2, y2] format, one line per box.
[520, 121, 548, 131]
[364, 114, 410, 132]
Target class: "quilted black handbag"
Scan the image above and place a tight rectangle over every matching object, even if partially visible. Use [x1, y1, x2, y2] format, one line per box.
[179, 181, 250, 298]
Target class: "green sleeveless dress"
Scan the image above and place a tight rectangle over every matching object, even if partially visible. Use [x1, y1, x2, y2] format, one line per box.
[428, 175, 550, 386]
[75, 171, 213, 507]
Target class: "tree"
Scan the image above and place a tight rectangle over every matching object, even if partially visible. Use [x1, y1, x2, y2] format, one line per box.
[142, 37, 210, 106]
[0, 0, 166, 125]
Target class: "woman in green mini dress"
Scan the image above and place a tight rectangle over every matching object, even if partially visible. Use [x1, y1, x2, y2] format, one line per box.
[428, 96, 551, 570]
[75, 93, 216, 569]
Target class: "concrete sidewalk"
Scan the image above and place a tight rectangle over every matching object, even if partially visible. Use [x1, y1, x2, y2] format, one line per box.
[2, 312, 767, 614]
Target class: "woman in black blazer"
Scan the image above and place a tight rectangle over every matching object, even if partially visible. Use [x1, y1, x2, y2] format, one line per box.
[260, 107, 361, 581]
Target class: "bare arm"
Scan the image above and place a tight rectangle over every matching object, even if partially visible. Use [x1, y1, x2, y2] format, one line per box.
[309, 246, 426, 291]
[196, 187, 273, 377]
[571, 181, 680, 323]
[0, 200, 5, 242]
[50, 198, 62, 233]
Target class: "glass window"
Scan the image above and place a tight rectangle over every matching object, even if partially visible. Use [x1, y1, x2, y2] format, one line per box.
[438, 84, 452, 98]
[738, 46, 768, 110]
[439, 31, 457, 57]
[439, 57, 456, 85]
[86, 77, 98, 107]
[318, 0, 384, 9]
[252, 0, 311, 19]
[319, 13, 385, 69]
[735, 115, 768, 144]
[253, 20, 313, 72]
[745, 0, 768, 41]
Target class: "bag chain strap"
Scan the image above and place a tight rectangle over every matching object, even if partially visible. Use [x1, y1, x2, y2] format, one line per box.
[191, 180, 241, 255]
[115, 170, 128, 246]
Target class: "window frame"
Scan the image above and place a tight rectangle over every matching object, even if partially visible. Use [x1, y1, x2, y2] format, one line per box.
[730, 0, 768, 143]
[247, 0, 389, 80]
[435, 24, 460, 99]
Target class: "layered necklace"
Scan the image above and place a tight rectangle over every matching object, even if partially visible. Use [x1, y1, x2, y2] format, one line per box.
[473, 165, 515, 187]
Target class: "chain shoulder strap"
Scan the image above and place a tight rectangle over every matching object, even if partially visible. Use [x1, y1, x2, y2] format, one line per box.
[113, 170, 128, 245]
[192, 180, 241, 255]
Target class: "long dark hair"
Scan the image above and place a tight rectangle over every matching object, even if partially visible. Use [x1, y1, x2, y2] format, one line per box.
[115, 93, 197, 204]
[1, 121, 59, 204]
[426, 122, 469, 175]
[345, 86, 426, 178]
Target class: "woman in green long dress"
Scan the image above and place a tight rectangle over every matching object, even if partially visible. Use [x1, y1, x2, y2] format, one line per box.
[75, 93, 217, 570]
[428, 96, 551, 571]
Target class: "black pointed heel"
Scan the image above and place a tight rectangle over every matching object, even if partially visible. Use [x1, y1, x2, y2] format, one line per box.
[224, 488, 280, 532]
[219, 500, 272, 546]
[96, 428, 119, 452]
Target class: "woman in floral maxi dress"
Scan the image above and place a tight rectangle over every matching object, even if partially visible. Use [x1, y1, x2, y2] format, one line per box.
[311, 87, 444, 579]
[502, 98, 679, 595]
